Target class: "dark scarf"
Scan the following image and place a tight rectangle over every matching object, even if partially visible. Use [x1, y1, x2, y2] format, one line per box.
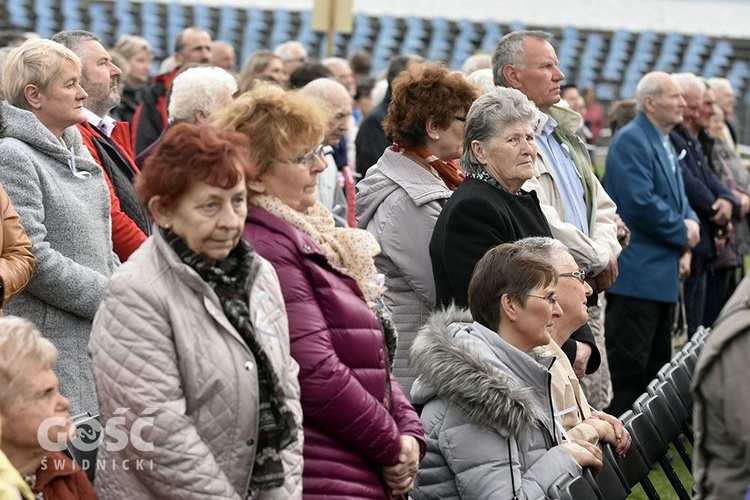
[162, 228, 297, 492]
[467, 170, 518, 194]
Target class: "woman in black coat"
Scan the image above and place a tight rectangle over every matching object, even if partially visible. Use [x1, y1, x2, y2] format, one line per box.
[430, 87, 599, 369]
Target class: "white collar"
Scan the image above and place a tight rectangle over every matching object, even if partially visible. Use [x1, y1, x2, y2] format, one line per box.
[83, 108, 117, 138]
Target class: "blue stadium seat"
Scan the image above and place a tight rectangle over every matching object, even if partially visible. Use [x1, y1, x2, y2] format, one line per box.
[653, 32, 683, 73]
[114, 1, 136, 40]
[192, 4, 213, 31]
[427, 18, 451, 62]
[7, 0, 31, 28]
[87, 3, 110, 40]
[678, 34, 709, 73]
[61, 0, 83, 31]
[480, 20, 502, 54]
[602, 30, 631, 81]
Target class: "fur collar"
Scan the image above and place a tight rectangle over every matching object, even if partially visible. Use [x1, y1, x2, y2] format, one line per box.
[410, 306, 548, 439]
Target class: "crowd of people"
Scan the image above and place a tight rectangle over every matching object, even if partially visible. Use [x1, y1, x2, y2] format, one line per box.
[0, 20, 747, 500]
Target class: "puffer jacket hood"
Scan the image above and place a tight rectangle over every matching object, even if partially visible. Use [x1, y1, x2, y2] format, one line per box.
[410, 306, 547, 439]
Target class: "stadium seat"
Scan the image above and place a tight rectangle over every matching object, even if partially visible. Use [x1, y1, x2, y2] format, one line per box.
[595, 443, 630, 500]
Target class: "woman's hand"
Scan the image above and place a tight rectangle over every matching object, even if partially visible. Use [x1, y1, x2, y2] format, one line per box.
[590, 411, 632, 457]
[559, 440, 603, 477]
[381, 435, 420, 497]
[584, 416, 617, 445]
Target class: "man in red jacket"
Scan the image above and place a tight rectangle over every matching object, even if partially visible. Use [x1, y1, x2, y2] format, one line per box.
[52, 30, 150, 261]
[132, 27, 212, 154]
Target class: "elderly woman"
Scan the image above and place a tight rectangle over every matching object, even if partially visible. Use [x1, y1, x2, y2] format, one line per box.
[135, 65, 237, 168]
[705, 105, 750, 324]
[112, 35, 153, 124]
[216, 83, 425, 499]
[238, 49, 286, 92]
[356, 62, 478, 396]
[90, 123, 302, 498]
[0, 39, 118, 415]
[411, 243, 603, 498]
[517, 237, 631, 456]
[430, 87, 599, 370]
[0, 316, 95, 498]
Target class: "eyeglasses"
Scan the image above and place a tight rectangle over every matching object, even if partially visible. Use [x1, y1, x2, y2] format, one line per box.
[454, 115, 467, 123]
[276, 145, 327, 168]
[527, 294, 558, 307]
[559, 269, 586, 284]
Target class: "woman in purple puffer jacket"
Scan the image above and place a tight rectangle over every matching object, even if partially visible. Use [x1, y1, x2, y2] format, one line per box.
[214, 83, 426, 499]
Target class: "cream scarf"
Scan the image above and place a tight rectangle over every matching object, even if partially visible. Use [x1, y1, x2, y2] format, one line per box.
[252, 195, 385, 310]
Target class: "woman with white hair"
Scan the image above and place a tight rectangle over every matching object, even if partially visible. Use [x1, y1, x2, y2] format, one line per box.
[0, 316, 95, 498]
[135, 65, 237, 167]
[0, 38, 118, 415]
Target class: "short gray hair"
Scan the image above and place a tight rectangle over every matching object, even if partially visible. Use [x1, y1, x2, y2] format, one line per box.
[672, 72, 705, 96]
[273, 40, 306, 61]
[461, 53, 491, 75]
[0, 316, 57, 413]
[515, 236, 569, 270]
[492, 30, 551, 87]
[467, 68, 496, 95]
[51, 30, 99, 64]
[635, 72, 667, 112]
[461, 86, 539, 175]
[168, 66, 237, 123]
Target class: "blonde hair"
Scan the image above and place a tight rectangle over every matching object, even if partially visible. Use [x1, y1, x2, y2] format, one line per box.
[0, 317, 57, 413]
[212, 82, 329, 176]
[2, 38, 81, 110]
[113, 35, 153, 59]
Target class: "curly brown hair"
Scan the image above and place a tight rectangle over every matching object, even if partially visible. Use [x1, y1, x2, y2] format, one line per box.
[383, 62, 479, 148]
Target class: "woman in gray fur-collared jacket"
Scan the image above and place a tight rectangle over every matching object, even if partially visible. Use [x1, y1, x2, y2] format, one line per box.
[0, 39, 118, 415]
[410, 244, 603, 499]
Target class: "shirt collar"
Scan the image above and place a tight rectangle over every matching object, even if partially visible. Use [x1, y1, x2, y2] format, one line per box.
[83, 108, 117, 137]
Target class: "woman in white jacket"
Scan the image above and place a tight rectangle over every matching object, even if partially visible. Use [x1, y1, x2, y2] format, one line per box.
[90, 123, 303, 499]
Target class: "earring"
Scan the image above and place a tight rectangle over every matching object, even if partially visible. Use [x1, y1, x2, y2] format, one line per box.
[433, 135, 440, 140]
[164, 223, 171, 229]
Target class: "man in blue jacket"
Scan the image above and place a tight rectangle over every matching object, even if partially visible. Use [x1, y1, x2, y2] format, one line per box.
[604, 71, 700, 415]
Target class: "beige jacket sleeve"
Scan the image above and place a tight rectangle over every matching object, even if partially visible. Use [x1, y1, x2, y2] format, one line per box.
[523, 160, 620, 277]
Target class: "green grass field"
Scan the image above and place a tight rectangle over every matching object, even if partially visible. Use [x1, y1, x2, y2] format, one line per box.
[628, 441, 693, 499]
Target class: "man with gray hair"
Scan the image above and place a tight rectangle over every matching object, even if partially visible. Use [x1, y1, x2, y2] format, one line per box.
[134, 27, 212, 154]
[493, 30, 618, 407]
[52, 29, 150, 261]
[604, 71, 700, 415]
[135, 66, 237, 168]
[301, 78, 355, 227]
[274, 40, 308, 80]
[669, 73, 737, 335]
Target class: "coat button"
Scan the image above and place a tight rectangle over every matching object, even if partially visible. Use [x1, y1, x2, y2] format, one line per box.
[246, 438, 255, 446]
[303, 244, 311, 251]
[244, 361, 254, 371]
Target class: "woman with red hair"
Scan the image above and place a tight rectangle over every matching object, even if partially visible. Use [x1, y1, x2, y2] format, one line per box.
[89, 123, 303, 499]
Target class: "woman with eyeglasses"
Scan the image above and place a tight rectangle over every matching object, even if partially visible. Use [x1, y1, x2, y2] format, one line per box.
[214, 83, 426, 500]
[355, 62, 478, 397]
[410, 243, 603, 499]
[517, 237, 631, 458]
[429, 87, 600, 372]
